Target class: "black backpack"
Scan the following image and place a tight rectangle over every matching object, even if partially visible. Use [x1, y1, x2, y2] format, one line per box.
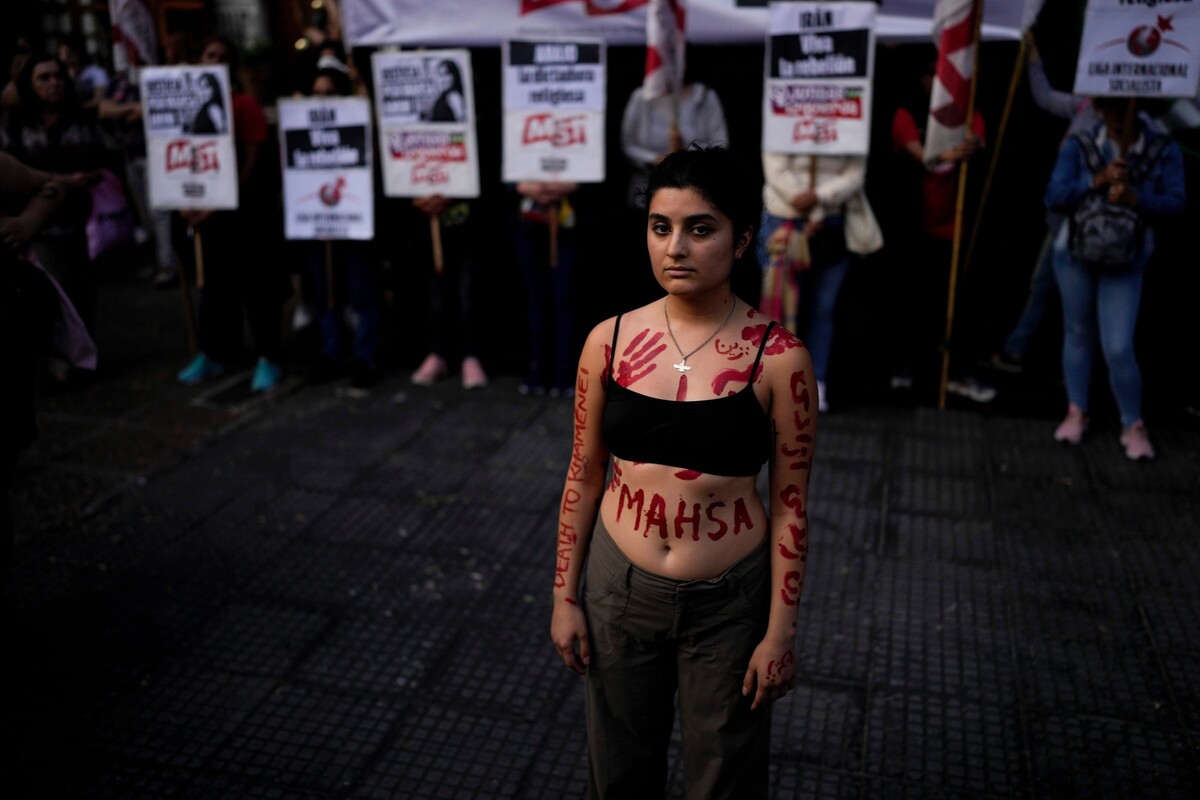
[1068, 129, 1170, 271]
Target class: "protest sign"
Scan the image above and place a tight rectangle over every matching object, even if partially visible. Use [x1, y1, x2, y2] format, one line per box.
[1073, 0, 1200, 99]
[141, 65, 238, 209]
[762, 1, 877, 155]
[279, 97, 374, 240]
[371, 50, 481, 198]
[503, 38, 606, 183]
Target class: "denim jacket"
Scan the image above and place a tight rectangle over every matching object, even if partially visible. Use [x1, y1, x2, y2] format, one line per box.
[1044, 117, 1185, 222]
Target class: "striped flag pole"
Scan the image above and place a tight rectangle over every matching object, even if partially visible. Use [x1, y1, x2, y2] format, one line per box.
[933, 0, 984, 409]
[644, 0, 687, 144]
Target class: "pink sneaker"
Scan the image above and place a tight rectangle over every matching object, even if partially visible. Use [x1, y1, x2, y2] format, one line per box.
[1120, 420, 1156, 462]
[1053, 405, 1088, 445]
[411, 353, 447, 386]
[461, 356, 488, 390]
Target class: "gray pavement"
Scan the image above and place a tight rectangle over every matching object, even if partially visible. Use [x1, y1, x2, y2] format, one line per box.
[6, 268, 1200, 799]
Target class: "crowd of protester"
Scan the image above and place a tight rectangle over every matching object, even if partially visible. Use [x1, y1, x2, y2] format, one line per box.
[0, 26, 1192, 461]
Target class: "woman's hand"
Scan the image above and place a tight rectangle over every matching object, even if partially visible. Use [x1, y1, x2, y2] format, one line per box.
[789, 189, 818, 214]
[413, 193, 449, 216]
[1093, 159, 1127, 190]
[550, 598, 591, 675]
[0, 215, 36, 250]
[1108, 181, 1138, 207]
[742, 634, 796, 710]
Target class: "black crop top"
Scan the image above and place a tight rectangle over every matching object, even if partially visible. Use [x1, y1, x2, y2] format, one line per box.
[602, 315, 774, 477]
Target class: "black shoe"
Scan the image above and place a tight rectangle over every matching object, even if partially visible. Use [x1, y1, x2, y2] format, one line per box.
[987, 352, 1023, 374]
[349, 361, 382, 392]
[309, 357, 346, 384]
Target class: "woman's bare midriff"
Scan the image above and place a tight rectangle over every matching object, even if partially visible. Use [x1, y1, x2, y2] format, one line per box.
[598, 458, 768, 580]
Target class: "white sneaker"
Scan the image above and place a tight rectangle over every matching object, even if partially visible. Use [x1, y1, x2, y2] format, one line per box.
[292, 304, 314, 332]
[946, 376, 996, 404]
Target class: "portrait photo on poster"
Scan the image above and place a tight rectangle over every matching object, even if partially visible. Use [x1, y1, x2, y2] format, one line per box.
[184, 71, 228, 135]
[422, 57, 467, 122]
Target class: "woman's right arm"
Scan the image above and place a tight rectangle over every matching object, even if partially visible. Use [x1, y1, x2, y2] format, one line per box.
[550, 321, 613, 675]
[1043, 138, 1093, 212]
[0, 151, 65, 250]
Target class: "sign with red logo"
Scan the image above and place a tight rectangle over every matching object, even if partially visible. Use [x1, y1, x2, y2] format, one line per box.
[1073, 0, 1200, 98]
[503, 38, 606, 182]
[278, 97, 374, 240]
[763, 1, 878, 155]
[141, 65, 238, 209]
[371, 49, 480, 197]
[762, 2, 876, 155]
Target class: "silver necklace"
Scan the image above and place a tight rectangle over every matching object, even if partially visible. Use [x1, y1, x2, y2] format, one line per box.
[664, 297, 737, 373]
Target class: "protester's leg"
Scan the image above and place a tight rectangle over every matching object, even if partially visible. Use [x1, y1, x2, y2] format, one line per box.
[513, 219, 550, 390]
[194, 214, 245, 365]
[241, 219, 284, 366]
[584, 521, 677, 800]
[1003, 225, 1059, 358]
[1095, 269, 1145, 428]
[676, 546, 771, 800]
[308, 243, 341, 361]
[1053, 245, 1099, 415]
[799, 255, 850, 385]
[550, 230, 578, 393]
[343, 243, 380, 366]
[451, 241, 478, 360]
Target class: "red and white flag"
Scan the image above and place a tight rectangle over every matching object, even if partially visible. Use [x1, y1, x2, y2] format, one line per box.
[923, 0, 979, 168]
[109, 0, 158, 71]
[643, 0, 686, 101]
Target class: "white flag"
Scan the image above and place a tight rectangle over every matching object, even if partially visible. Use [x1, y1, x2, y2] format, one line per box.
[643, 0, 686, 100]
[923, 0, 978, 168]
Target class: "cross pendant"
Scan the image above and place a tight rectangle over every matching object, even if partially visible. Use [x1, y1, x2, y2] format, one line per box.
[673, 361, 691, 373]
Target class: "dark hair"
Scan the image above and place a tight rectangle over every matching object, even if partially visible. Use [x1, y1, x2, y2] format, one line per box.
[197, 71, 223, 100]
[15, 52, 77, 109]
[200, 34, 241, 83]
[1091, 96, 1137, 114]
[437, 59, 464, 93]
[645, 145, 761, 249]
[313, 66, 352, 97]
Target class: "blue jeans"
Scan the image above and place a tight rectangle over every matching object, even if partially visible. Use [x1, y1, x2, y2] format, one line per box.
[307, 241, 380, 364]
[1052, 227, 1147, 426]
[1002, 223, 1060, 357]
[758, 213, 849, 383]
[513, 217, 577, 390]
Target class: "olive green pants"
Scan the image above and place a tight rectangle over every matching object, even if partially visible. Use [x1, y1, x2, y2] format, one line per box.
[584, 518, 771, 800]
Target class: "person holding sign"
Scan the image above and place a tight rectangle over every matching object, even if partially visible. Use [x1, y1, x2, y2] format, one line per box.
[758, 152, 881, 413]
[1044, 97, 1185, 460]
[303, 58, 383, 393]
[550, 147, 814, 799]
[408, 194, 489, 391]
[175, 36, 284, 393]
[513, 180, 579, 397]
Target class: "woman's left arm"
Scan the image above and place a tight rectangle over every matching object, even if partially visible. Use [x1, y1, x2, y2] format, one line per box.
[813, 156, 866, 210]
[742, 331, 816, 711]
[1134, 141, 1186, 218]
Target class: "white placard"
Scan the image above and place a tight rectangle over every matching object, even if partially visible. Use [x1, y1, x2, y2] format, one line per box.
[1073, 0, 1200, 99]
[503, 38, 606, 183]
[762, 2, 876, 155]
[371, 49, 480, 198]
[141, 65, 239, 210]
[343, 0, 1024, 47]
[279, 97, 374, 241]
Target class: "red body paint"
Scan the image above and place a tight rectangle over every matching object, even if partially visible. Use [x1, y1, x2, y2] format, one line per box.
[616, 328, 666, 387]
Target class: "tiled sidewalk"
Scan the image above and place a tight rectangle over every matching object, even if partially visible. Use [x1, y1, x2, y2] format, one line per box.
[6, 270, 1200, 798]
[7, 368, 1200, 798]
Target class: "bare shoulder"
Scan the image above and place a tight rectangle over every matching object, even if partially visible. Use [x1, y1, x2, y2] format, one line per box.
[757, 321, 813, 395]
